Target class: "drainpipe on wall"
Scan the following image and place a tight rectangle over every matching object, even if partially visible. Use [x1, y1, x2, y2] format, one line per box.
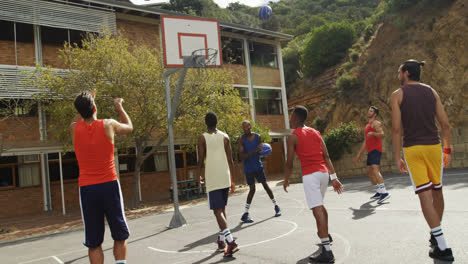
[243, 39, 256, 122]
[276, 42, 290, 157]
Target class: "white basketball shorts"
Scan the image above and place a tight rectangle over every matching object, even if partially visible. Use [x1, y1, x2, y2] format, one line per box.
[302, 171, 329, 209]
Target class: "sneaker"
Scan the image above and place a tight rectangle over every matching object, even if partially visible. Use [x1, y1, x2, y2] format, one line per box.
[309, 246, 335, 263]
[377, 193, 391, 204]
[370, 192, 381, 200]
[429, 234, 437, 248]
[429, 247, 454, 261]
[274, 205, 282, 217]
[217, 239, 226, 252]
[241, 212, 254, 223]
[223, 240, 239, 257]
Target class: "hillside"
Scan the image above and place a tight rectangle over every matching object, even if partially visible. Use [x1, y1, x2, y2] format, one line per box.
[289, 0, 468, 132]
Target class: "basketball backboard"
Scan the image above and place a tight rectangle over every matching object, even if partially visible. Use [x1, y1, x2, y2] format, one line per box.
[160, 15, 222, 68]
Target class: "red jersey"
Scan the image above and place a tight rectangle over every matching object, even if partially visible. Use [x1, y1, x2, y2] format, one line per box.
[292, 127, 328, 176]
[365, 120, 382, 152]
[74, 120, 117, 187]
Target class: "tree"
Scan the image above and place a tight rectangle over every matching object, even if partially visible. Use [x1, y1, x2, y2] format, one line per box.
[34, 31, 257, 208]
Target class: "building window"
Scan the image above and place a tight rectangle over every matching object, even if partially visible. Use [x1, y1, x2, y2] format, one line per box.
[0, 20, 14, 41]
[254, 89, 283, 115]
[236, 87, 249, 104]
[0, 155, 40, 189]
[222, 37, 244, 65]
[49, 152, 79, 182]
[0, 99, 37, 117]
[249, 42, 278, 68]
[118, 148, 169, 174]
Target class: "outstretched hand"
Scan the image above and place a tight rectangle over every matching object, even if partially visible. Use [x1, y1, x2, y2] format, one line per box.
[332, 179, 343, 194]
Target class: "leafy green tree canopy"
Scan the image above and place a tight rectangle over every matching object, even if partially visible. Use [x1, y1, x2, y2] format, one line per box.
[34, 31, 258, 207]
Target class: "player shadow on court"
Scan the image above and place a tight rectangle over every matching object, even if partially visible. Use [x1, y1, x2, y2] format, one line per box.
[61, 228, 171, 264]
[192, 252, 238, 264]
[432, 259, 454, 264]
[295, 247, 321, 264]
[349, 200, 385, 220]
[179, 216, 276, 253]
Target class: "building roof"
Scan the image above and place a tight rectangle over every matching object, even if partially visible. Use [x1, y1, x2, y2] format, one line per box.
[80, 0, 294, 40]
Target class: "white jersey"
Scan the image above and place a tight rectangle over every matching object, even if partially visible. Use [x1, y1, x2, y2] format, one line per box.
[203, 130, 231, 192]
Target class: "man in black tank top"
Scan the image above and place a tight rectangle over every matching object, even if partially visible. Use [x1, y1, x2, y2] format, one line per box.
[391, 60, 453, 261]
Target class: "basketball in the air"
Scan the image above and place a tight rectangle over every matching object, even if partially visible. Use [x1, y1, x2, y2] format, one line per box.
[259, 143, 272, 157]
[259, 5, 272, 20]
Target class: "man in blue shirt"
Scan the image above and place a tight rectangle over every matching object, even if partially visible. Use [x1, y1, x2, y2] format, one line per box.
[238, 120, 281, 223]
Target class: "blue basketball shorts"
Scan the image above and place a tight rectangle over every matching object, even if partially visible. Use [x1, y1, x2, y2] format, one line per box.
[79, 180, 130, 248]
[207, 188, 229, 210]
[245, 168, 266, 185]
[367, 150, 382, 166]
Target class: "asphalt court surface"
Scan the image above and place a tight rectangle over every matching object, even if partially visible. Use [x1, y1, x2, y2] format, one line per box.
[2, 169, 468, 264]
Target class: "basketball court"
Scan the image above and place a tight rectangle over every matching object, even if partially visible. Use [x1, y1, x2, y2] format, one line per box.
[1, 169, 467, 263]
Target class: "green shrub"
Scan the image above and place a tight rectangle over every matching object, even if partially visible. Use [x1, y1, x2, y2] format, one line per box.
[364, 24, 375, 41]
[342, 61, 355, 71]
[349, 50, 360, 62]
[301, 22, 356, 78]
[323, 122, 361, 161]
[312, 117, 328, 134]
[336, 73, 359, 92]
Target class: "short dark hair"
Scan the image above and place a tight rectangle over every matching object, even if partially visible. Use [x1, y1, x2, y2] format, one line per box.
[370, 106, 379, 116]
[401, 59, 425, 81]
[293, 105, 308, 122]
[205, 112, 217, 127]
[74, 91, 94, 119]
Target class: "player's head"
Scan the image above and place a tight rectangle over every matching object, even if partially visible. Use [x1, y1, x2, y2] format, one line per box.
[290, 105, 308, 128]
[205, 112, 217, 129]
[399, 59, 425, 85]
[368, 106, 379, 118]
[242, 120, 252, 134]
[74, 91, 95, 119]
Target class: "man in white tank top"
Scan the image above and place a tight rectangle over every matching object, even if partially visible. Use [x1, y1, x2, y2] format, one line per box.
[197, 112, 239, 257]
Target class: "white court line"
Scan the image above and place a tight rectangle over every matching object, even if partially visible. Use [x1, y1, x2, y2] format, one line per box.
[326, 207, 468, 213]
[51, 256, 64, 264]
[147, 219, 298, 254]
[332, 232, 352, 264]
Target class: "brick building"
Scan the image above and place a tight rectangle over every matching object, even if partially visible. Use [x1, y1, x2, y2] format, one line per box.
[0, 0, 293, 218]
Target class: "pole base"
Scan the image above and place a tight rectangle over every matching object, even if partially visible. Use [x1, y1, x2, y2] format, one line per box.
[169, 210, 187, 228]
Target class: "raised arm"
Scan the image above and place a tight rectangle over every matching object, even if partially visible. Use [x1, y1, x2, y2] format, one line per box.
[111, 98, 133, 136]
[283, 134, 297, 192]
[224, 135, 236, 193]
[391, 89, 407, 174]
[322, 139, 343, 194]
[432, 88, 452, 167]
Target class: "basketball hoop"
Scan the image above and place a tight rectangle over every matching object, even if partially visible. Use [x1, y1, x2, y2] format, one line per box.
[183, 48, 218, 68]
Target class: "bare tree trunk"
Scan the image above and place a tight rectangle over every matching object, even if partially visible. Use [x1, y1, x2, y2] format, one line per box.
[131, 139, 144, 209]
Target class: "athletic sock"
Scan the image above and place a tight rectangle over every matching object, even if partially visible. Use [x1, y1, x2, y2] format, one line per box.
[320, 238, 331, 251]
[218, 231, 225, 242]
[115, 260, 126, 264]
[223, 229, 234, 243]
[431, 226, 448, 250]
[271, 198, 278, 206]
[244, 203, 250, 214]
[373, 184, 380, 193]
[379, 183, 387, 193]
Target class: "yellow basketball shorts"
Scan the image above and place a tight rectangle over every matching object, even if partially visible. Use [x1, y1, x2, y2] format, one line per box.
[403, 144, 443, 194]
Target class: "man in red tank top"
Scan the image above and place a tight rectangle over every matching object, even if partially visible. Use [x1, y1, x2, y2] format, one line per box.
[283, 106, 343, 263]
[70, 90, 133, 264]
[355, 106, 391, 204]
